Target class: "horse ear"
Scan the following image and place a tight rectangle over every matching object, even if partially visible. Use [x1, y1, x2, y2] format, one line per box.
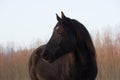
[61, 11, 66, 19]
[56, 14, 62, 22]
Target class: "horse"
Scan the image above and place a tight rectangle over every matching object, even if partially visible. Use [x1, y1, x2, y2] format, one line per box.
[29, 12, 98, 80]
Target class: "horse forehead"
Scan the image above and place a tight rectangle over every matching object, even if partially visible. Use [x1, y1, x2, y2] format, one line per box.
[54, 24, 65, 34]
[55, 26, 59, 30]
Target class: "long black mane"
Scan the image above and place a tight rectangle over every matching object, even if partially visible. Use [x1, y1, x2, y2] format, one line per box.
[70, 19, 96, 57]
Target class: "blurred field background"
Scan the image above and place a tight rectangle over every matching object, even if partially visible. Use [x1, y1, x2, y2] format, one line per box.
[0, 31, 120, 80]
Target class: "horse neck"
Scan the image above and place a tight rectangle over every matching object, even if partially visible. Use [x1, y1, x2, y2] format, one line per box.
[73, 45, 97, 70]
[73, 47, 90, 67]
[65, 47, 89, 80]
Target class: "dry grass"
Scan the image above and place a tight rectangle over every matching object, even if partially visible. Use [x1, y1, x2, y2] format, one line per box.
[0, 48, 33, 80]
[95, 32, 120, 80]
[0, 32, 120, 80]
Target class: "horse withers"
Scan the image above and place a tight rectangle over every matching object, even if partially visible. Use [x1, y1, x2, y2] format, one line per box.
[29, 12, 98, 80]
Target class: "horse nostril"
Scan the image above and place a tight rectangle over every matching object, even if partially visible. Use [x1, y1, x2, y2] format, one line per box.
[41, 50, 54, 63]
[42, 53, 48, 60]
[42, 50, 51, 60]
[41, 49, 48, 59]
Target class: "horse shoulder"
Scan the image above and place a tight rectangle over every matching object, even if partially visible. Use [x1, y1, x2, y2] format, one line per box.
[28, 45, 46, 80]
[29, 45, 45, 68]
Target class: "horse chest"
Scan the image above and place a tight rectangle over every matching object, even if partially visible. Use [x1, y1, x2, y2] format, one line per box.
[34, 53, 76, 80]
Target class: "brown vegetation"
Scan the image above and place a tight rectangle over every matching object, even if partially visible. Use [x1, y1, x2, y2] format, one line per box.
[0, 32, 120, 80]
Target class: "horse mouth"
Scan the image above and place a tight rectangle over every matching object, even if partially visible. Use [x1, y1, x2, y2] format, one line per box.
[42, 58, 54, 63]
[41, 49, 55, 63]
[41, 53, 54, 63]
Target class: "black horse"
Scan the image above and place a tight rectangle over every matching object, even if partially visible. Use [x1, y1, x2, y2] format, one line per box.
[29, 12, 98, 80]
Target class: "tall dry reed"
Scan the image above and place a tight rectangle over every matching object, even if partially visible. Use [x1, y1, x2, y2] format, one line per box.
[0, 32, 120, 80]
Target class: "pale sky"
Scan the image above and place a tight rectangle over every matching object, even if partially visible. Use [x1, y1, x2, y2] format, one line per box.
[0, 0, 120, 48]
